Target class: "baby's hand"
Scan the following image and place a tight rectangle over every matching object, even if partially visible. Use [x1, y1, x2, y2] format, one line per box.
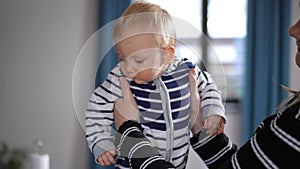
[203, 116, 225, 136]
[97, 150, 116, 166]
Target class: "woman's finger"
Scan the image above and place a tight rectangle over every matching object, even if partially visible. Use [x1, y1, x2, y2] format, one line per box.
[189, 69, 203, 134]
[119, 77, 134, 102]
[188, 69, 198, 92]
[119, 77, 138, 110]
[114, 77, 140, 129]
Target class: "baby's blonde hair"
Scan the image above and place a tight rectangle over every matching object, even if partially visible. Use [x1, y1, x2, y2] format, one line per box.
[113, 1, 176, 48]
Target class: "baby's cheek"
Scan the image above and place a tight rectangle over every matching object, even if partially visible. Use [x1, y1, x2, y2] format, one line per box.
[120, 65, 127, 75]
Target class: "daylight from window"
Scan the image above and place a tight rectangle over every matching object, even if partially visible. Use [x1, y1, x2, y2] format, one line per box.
[138, 0, 247, 100]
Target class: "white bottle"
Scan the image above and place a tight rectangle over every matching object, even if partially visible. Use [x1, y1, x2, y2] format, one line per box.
[30, 140, 50, 169]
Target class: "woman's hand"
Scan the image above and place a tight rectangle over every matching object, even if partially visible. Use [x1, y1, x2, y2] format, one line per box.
[189, 69, 203, 135]
[114, 77, 140, 130]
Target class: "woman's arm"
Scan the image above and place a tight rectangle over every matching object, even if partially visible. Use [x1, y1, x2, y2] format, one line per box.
[115, 120, 175, 169]
[114, 77, 175, 169]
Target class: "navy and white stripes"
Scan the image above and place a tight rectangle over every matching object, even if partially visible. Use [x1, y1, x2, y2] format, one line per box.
[85, 57, 226, 168]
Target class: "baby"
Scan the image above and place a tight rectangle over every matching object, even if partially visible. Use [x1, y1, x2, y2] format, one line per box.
[85, 2, 226, 168]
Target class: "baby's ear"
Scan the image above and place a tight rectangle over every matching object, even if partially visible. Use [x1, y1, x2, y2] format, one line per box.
[163, 46, 175, 64]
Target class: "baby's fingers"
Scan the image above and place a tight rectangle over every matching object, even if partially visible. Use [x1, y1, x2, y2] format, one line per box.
[215, 123, 225, 135]
[203, 117, 222, 134]
[203, 118, 216, 134]
[106, 150, 116, 164]
[98, 150, 116, 166]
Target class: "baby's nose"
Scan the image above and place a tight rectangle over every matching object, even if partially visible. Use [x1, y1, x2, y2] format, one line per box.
[125, 64, 135, 73]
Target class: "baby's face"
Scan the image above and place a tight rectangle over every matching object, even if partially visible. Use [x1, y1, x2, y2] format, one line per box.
[116, 34, 168, 84]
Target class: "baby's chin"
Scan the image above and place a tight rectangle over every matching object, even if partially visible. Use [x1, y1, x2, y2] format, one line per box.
[133, 76, 158, 84]
[133, 78, 147, 84]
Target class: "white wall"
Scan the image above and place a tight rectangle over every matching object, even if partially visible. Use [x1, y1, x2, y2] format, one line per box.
[290, 0, 300, 89]
[0, 0, 100, 168]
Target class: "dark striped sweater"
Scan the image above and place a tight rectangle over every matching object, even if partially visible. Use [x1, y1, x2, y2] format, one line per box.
[192, 95, 300, 169]
[115, 99, 300, 169]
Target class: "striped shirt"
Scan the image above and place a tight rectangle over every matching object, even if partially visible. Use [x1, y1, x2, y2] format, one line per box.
[115, 120, 176, 169]
[192, 95, 300, 169]
[85, 57, 226, 168]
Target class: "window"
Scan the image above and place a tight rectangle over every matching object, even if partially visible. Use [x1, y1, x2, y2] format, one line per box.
[207, 0, 247, 101]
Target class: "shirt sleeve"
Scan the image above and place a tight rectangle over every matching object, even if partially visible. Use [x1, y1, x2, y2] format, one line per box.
[190, 132, 237, 169]
[85, 65, 123, 163]
[195, 66, 227, 122]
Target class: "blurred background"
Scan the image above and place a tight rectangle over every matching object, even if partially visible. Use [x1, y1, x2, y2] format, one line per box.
[0, 0, 299, 169]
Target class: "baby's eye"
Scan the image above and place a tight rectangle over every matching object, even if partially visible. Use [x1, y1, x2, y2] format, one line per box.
[135, 59, 144, 64]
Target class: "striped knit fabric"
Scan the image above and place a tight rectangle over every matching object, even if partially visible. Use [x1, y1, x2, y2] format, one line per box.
[115, 120, 175, 169]
[192, 97, 300, 169]
[85, 57, 226, 168]
[191, 132, 237, 169]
